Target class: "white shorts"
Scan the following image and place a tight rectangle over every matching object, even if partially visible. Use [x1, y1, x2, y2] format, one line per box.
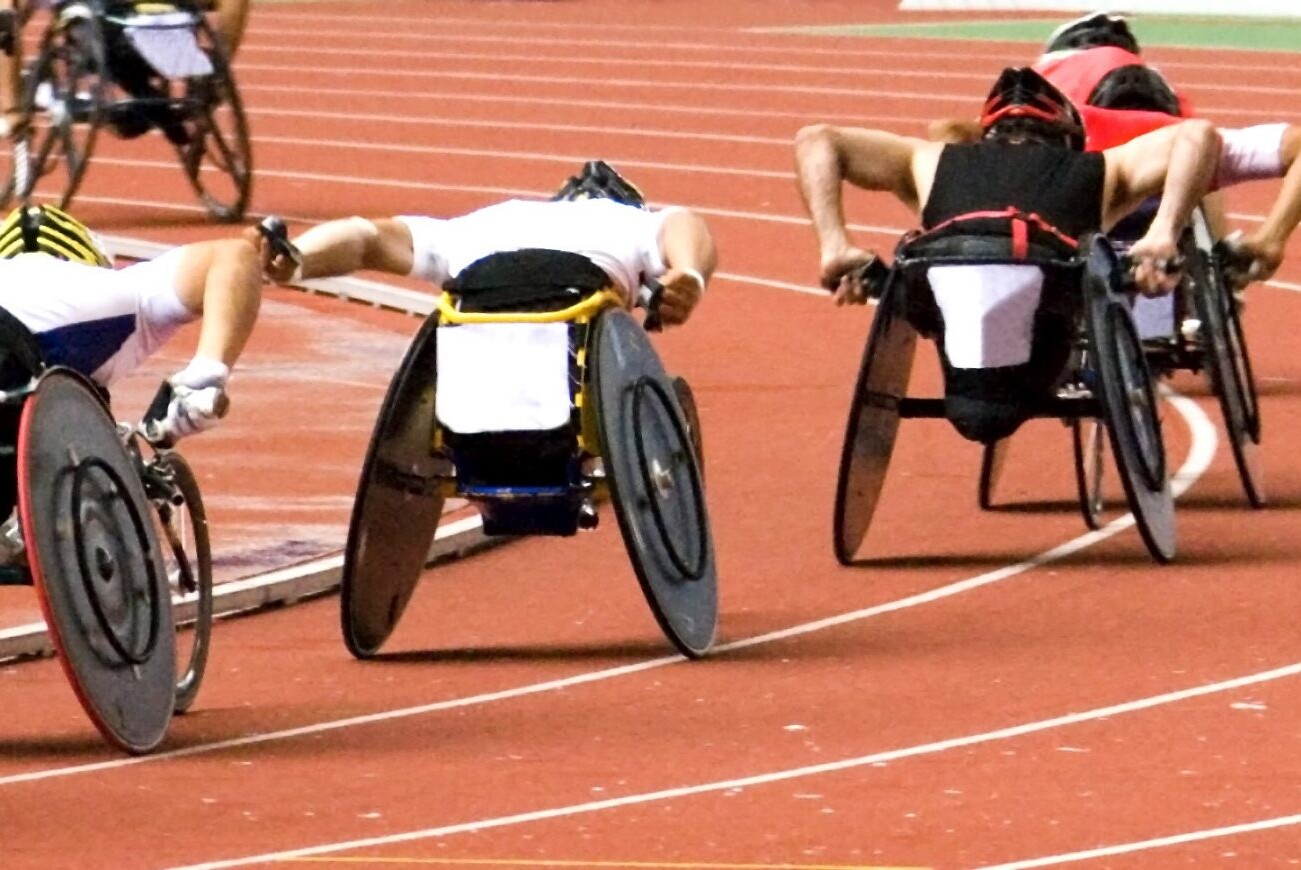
[1217, 123, 1288, 189]
[0, 250, 197, 386]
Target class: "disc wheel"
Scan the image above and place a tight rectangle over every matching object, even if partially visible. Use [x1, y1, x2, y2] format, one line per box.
[594, 309, 716, 658]
[1088, 286, 1176, 563]
[149, 451, 213, 714]
[176, 17, 251, 222]
[341, 314, 446, 659]
[18, 369, 176, 753]
[832, 281, 917, 565]
[3, 11, 109, 208]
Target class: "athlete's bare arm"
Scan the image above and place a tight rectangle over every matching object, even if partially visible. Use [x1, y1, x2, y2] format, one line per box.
[171, 236, 264, 367]
[1237, 125, 1301, 282]
[255, 217, 415, 283]
[794, 123, 938, 303]
[656, 208, 716, 326]
[1102, 119, 1221, 292]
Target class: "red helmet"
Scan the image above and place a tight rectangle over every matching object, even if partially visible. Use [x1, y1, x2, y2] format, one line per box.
[980, 67, 1085, 151]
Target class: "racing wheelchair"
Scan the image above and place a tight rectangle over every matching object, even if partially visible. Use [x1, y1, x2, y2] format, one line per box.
[977, 204, 1263, 529]
[2, 0, 251, 220]
[0, 314, 213, 753]
[835, 213, 1177, 565]
[337, 248, 716, 659]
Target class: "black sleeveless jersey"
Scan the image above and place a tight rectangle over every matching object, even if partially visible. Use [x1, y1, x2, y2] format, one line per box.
[921, 143, 1106, 239]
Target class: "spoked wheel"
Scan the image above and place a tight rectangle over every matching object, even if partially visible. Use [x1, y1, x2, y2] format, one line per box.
[1085, 238, 1176, 563]
[3, 10, 109, 208]
[1070, 417, 1106, 530]
[176, 17, 251, 221]
[1189, 234, 1265, 507]
[148, 451, 213, 714]
[832, 280, 918, 565]
[977, 439, 1007, 510]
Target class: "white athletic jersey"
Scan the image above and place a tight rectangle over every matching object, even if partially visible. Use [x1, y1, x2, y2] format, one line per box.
[398, 199, 675, 299]
[0, 250, 197, 386]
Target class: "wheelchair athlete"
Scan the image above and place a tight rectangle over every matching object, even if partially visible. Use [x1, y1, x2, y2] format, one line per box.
[0, 0, 250, 140]
[257, 161, 715, 327]
[796, 67, 1221, 442]
[0, 203, 262, 562]
[927, 12, 1301, 290]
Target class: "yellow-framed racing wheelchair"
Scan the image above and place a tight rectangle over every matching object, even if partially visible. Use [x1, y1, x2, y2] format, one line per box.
[0, 311, 213, 754]
[835, 211, 1177, 566]
[2, 0, 251, 220]
[339, 248, 717, 659]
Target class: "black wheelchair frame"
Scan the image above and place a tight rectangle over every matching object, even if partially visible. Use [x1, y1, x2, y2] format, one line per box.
[2, 0, 251, 221]
[979, 206, 1263, 527]
[834, 230, 1178, 566]
[0, 351, 213, 753]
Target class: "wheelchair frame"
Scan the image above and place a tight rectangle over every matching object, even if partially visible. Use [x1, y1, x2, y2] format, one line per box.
[340, 268, 716, 660]
[980, 205, 1264, 525]
[2, 0, 251, 221]
[0, 363, 214, 752]
[834, 232, 1177, 566]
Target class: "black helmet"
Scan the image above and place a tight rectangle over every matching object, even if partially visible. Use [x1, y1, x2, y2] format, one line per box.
[980, 67, 1085, 151]
[553, 160, 646, 209]
[1087, 64, 1182, 116]
[0, 204, 112, 267]
[1045, 12, 1140, 55]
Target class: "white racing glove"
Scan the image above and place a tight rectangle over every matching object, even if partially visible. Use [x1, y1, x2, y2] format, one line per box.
[142, 357, 231, 447]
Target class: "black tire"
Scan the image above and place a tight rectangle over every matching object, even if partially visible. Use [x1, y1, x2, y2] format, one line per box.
[1187, 230, 1265, 507]
[977, 439, 1007, 510]
[1089, 286, 1176, 563]
[176, 16, 251, 222]
[832, 282, 917, 565]
[1071, 417, 1105, 530]
[3, 11, 109, 209]
[150, 452, 212, 715]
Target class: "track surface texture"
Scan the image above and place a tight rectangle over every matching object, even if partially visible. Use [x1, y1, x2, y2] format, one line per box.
[3, 2, 1301, 868]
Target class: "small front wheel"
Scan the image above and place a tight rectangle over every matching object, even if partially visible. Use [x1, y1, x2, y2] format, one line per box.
[149, 452, 213, 714]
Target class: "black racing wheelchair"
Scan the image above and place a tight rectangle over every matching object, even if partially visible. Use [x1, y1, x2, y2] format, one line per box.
[0, 315, 213, 753]
[2, 0, 251, 220]
[978, 204, 1263, 529]
[339, 248, 717, 659]
[835, 212, 1177, 565]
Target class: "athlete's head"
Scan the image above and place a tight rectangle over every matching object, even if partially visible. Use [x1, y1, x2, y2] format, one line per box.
[0, 204, 112, 267]
[980, 67, 1085, 150]
[552, 160, 647, 209]
[1087, 64, 1182, 115]
[1045, 12, 1140, 55]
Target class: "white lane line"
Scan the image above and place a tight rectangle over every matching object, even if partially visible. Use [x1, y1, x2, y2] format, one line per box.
[249, 134, 790, 179]
[233, 25, 1301, 78]
[235, 62, 964, 103]
[50, 154, 910, 237]
[0, 288, 1215, 793]
[239, 43, 994, 83]
[981, 813, 1301, 868]
[176, 658, 1301, 866]
[237, 81, 928, 126]
[247, 107, 796, 147]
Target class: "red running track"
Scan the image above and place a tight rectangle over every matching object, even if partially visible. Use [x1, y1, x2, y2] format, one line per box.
[3, 2, 1301, 868]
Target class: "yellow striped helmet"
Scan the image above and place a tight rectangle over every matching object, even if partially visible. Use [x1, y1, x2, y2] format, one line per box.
[0, 204, 113, 268]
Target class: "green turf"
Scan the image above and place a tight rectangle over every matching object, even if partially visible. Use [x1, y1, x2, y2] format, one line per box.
[756, 17, 1301, 53]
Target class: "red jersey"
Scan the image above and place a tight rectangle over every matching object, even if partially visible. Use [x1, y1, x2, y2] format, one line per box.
[1033, 46, 1194, 152]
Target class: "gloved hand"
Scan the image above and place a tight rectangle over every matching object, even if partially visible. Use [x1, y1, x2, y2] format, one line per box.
[142, 357, 231, 447]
